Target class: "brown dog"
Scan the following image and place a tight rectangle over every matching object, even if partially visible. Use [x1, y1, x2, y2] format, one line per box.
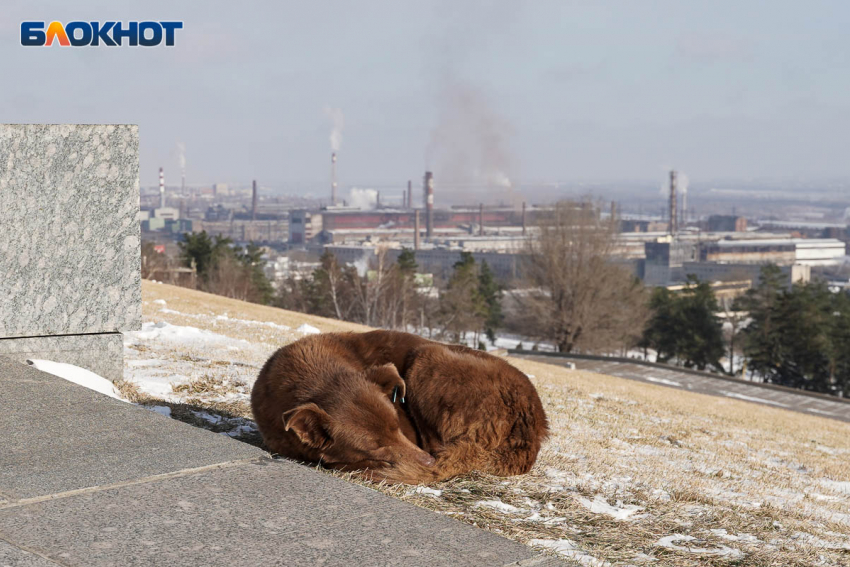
[251, 331, 548, 484]
[250, 333, 436, 482]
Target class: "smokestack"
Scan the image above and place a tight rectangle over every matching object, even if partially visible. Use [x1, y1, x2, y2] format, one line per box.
[414, 209, 421, 250]
[402, 188, 407, 209]
[252, 179, 258, 221]
[682, 190, 688, 226]
[669, 170, 678, 236]
[479, 203, 484, 236]
[178, 198, 185, 220]
[522, 201, 527, 236]
[407, 180, 413, 210]
[610, 200, 616, 220]
[159, 167, 165, 209]
[376, 191, 381, 209]
[331, 153, 338, 205]
[424, 171, 434, 238]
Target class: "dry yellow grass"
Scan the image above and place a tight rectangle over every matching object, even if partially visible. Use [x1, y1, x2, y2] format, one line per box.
[127, 281, 850, 566]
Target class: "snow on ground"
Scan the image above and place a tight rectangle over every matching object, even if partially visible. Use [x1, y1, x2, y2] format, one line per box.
[574, 495, 645, 521]
[296, 323, 321, 335]
[474, 499, 524, 514]
[28, 359, 125, 401]
[529, 539, 610, 566]
[655, 534, 742, 558]
[121, 282, 850, 567]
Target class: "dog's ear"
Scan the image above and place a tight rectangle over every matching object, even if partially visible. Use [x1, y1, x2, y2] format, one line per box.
[365, 363, 406, 401]
[282, 403, 333, 450]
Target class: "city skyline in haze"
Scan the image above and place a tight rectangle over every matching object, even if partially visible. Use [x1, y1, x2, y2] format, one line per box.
[3, 1, 850, 193]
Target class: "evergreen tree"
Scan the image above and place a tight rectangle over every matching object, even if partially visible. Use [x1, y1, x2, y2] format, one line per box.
[736, 265, 786, 380]
[438, 252, 487, 342]
[642, 277, 724, 371]
[239, 243, 274, 305]
[397, 248, 418, 275]
[676, 277, 725, 371]
[478, 260, 503, 343]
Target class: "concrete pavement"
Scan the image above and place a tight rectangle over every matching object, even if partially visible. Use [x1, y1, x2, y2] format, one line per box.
[514, 353, 850, 423]
[0, 356, 565, 567]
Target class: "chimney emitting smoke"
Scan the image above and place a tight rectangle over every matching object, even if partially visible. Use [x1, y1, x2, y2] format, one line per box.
[331, 153, 338, 205]
[424, 171, 434, 238]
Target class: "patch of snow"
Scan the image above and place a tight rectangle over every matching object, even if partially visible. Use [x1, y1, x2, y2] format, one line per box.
[296, 323, 321, 335]
[821, 479, 850, 494]
[160, 308, 181, 314]
[575, 495, 645, 521]
[474, 499, 523, 514]
[709, 529, 758, 543]
[720, 391, 789, 408]
[529, 539, 610, 567]
[644, 376, 682, 387]
[149, 405, 172, 418]
[126, 321, 247, 347]
[655, 534, 742, 558]
[153, 299, 167, 305]
[414, 487, 443, 498]
[27, 359, 125, 401]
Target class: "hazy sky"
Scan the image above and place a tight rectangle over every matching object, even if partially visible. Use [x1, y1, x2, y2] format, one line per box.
[3, 1, 850, 191]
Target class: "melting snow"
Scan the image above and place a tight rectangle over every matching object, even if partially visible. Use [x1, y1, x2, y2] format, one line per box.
[414, 487, 443, 498]
[575, 495, 645, 521]
[474, 500, 523, 514]
[655, 534, 742, 557]
[27, 359, 125, 401]
[149, 405, 172, 418]
[821, 479, 850, 494]
[296, 323, 321, 335]
[529, 539, 610, 566]
[126, 321, 248, 347]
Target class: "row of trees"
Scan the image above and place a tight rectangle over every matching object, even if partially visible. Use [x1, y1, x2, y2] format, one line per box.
[738, 265, 850, 395]
[279, 249, 503, 346]
[178, 231, 274, 305]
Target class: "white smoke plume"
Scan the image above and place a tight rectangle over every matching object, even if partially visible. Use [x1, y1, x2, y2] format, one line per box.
[177, 141, 186, 173]
[348, 187, 378, 210]
[324, 106, 345, 152]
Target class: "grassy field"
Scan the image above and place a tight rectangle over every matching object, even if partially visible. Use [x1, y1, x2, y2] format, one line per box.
[122, 281, 850, 566]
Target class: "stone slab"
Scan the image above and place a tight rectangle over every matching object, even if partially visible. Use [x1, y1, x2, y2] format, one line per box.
[0, 332, 123, 382]
[0, 541, 59, 567]
[0, 460, 540, 567]
[0, 124, 141, 338]
[0, 357, 262, 500]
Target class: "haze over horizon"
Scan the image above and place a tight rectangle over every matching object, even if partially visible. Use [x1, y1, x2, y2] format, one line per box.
[3, 1, 850, 192]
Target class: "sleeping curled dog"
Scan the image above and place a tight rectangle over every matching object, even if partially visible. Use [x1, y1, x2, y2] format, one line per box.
[250, 331, 548, 484]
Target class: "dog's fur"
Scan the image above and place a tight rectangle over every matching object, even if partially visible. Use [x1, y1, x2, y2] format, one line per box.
[250, 334, 435, 480]
[251, 330, 548, 483]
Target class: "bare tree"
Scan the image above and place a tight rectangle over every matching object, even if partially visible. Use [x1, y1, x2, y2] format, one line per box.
[205, 254, 253, 301]
[513, 199, 649, 353]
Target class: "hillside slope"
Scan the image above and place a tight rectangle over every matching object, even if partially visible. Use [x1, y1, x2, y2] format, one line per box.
[124, 281, 850, 566]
